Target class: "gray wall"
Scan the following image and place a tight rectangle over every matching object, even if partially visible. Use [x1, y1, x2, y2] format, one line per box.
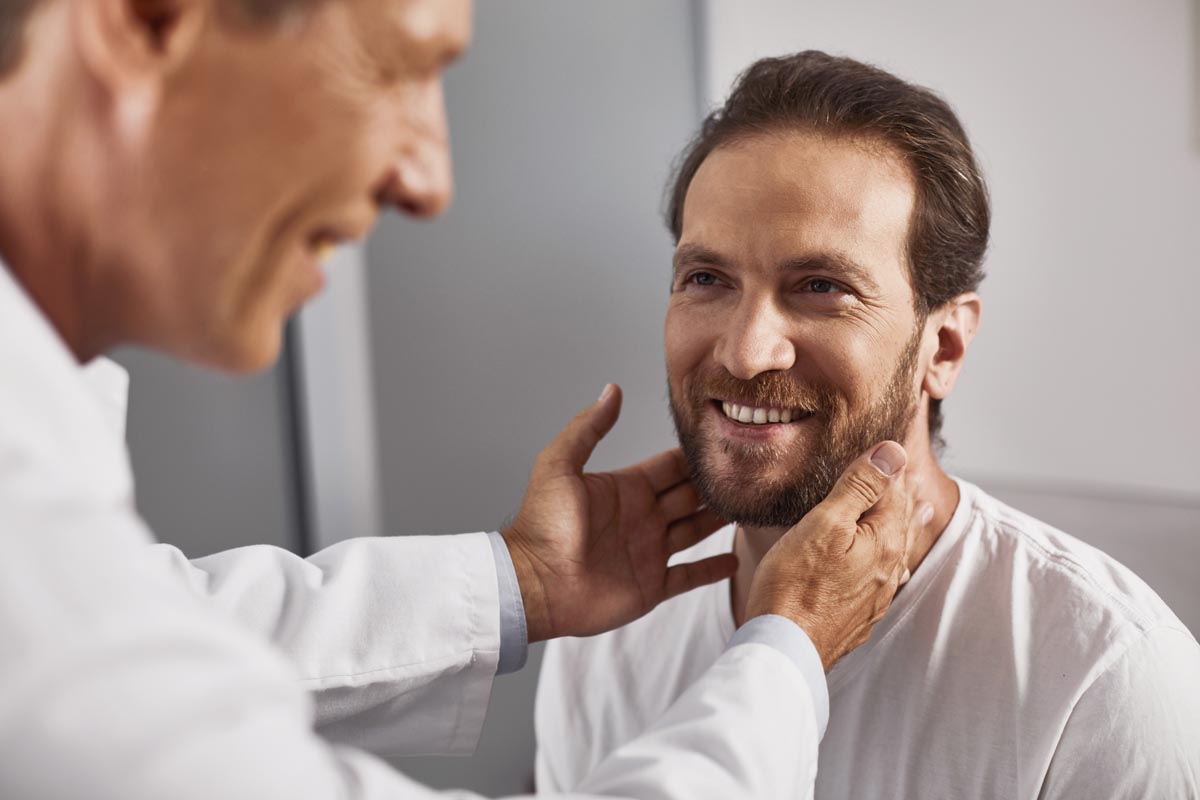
[366, 1, 703, 793]
[114, 347, 298, 557]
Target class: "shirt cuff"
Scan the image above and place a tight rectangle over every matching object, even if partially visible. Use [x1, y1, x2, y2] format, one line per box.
[487, 531, 529, 674]
[728, 614, 830, 740]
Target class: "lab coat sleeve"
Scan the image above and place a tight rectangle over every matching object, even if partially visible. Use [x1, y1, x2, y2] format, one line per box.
[1037, 625, 1200, 798]
[3, 493, 822, 800]
[573, 640, 820, 799]
[145, 533, 504, 757]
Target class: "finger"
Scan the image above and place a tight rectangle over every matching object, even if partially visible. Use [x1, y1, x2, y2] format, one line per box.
[858, 472, 909, 567]
[623, 448, 691, 495]
[663, 553, 738, 599]
[665, 507, 729, 555]
[536, 384, 622, 474]
[658, 481, 702, 522]
[818, 441, 907, 524]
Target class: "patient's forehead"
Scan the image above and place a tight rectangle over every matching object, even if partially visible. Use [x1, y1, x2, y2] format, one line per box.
[680, 131, 916, 293]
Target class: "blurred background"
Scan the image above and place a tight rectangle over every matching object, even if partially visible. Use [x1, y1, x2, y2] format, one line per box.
[113, 0, 1200, 795]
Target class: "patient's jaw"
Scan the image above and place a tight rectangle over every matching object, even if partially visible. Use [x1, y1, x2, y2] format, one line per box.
[665, 130, 934, 528]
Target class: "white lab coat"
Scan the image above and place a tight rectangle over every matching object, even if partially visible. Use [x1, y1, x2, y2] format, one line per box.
[0, 261, 823, 799]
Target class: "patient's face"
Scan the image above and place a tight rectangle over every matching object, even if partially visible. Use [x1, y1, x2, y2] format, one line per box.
[666, 131, 924, 527]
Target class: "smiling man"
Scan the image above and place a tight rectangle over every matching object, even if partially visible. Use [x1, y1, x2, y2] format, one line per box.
[536, 51, 1200, 798]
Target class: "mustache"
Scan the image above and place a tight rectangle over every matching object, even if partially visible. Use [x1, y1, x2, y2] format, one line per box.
[691, 369, 835, 413]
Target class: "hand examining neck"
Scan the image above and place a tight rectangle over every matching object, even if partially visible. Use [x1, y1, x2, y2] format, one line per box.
[731, 454, 959, 628]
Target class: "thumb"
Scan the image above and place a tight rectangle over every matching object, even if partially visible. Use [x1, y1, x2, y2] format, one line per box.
[818, 441, 907, 521]
[537, 383, 623, 473]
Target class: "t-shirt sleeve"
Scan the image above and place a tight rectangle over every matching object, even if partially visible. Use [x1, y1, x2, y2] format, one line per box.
[1038, 625, 1200, 799]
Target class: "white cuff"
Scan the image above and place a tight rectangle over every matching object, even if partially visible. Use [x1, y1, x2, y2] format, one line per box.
[728, 614, 830, 739]
[487, 531, 529, 674]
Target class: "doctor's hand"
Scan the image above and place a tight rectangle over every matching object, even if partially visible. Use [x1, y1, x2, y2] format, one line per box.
[745, 441, 930, 671]
[502, 384, 736, 643]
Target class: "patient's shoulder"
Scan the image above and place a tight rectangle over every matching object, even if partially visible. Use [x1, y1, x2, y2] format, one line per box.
[969, 483, 1184, 632]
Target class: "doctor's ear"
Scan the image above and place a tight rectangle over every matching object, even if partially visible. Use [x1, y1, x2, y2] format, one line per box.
[921, 292, 981, 402]
[72, 0, 208, 108]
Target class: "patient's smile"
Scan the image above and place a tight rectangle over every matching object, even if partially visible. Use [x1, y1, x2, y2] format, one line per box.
[717, 400, 814, 425]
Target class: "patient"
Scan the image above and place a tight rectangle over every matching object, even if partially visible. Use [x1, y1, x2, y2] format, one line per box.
[535, 51, 1200, 797]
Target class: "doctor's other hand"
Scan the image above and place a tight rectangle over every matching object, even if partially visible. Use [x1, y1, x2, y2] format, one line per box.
[502, 384, 736, 643]
[745, 441, 930, 671]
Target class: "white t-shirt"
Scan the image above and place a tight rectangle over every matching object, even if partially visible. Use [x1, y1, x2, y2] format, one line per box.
[536, 478, 1200, 798]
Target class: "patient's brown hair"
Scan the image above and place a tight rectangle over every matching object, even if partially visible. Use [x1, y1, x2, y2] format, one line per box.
[665, 50, 990, 447]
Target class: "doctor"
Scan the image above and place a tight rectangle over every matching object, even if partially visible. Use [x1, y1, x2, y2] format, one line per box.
[0, 0, 926, 798]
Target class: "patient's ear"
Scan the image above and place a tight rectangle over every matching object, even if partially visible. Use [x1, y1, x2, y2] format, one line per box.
[72, 0, 208, 115]
[922, 292, 981, 402]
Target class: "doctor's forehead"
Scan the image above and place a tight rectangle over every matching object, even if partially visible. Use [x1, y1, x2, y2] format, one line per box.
[347, 0, 473, 76]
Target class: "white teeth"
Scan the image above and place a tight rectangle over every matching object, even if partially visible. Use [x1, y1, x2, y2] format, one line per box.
[315, 241, 338, 265]
[719, 402, 805, 425]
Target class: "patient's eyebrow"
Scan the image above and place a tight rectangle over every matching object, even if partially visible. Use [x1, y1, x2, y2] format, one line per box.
[781, 253, 882, 295]
[672, 243, 729, 275]
[674, 243, 882, 295]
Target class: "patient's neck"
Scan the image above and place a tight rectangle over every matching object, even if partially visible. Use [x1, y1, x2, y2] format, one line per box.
[730, 444, 959, 628]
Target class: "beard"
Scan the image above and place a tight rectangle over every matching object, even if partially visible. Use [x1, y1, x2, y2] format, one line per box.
[669, 329, 922, 528]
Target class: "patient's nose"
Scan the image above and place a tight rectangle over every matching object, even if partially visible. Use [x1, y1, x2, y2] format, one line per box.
[714, 297, 796, 380]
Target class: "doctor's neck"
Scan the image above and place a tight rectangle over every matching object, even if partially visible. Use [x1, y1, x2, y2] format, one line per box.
[0, 2, 133, 364]
[729, 423, 959, 628]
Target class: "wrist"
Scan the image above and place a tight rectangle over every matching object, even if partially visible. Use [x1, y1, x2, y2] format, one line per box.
[746, 595, 831, 670]
[501, 526, 552, 643]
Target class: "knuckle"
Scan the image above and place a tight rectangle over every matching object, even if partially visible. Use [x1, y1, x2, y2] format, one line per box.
[840, 466, 886, 508]
[804, 506, 838, 533]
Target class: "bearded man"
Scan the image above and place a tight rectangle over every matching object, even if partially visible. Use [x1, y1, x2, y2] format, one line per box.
[535, 51, 1200, 799]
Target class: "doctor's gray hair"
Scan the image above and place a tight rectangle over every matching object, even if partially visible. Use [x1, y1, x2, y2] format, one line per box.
[665, 50, 991, 448]
[0, 0, 321, 77]
[0, 0, 38, 76]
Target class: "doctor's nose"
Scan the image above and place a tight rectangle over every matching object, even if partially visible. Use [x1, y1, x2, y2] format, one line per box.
[714, 299, 797, 380]
[376, 141, 454, 219]
[376, 85, 455, 218]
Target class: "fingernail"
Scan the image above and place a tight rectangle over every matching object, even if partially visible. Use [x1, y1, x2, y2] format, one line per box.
[900, 568, 912, 585]
[598, 383, 615, 403]
[869, 442, 906, 476]
[921, 505, 935, 525]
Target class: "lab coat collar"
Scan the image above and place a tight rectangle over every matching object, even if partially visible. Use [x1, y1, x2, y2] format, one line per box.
[81, 356, 131, 441]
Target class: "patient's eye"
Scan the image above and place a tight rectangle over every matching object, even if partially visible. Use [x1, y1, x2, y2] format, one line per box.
[807, 278, 837, 294]
[690, 271, 718, 286]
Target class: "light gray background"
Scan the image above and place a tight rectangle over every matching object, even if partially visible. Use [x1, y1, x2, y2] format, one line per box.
[368, 2, 701, 791]
[119, 1, 1199, 797]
